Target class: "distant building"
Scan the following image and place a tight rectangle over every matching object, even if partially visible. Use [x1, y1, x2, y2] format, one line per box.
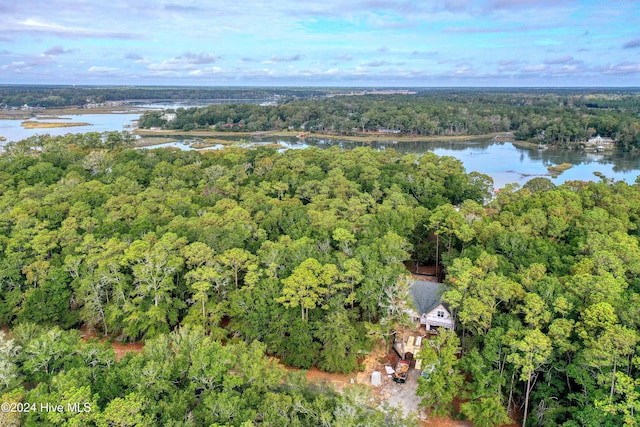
[161, 113, 177, 122]
[377, 127, 401, 134]
[587, 135, 615, 145]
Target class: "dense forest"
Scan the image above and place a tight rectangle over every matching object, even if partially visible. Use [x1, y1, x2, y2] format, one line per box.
[419, 177, 640, 427]
[137, 90, 640, 150]
[0, 131, 639, 426]
[0, 325, 415, 426]
[0, 132, 485, 426]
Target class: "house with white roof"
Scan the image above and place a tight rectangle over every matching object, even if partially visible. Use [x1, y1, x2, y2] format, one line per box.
[587, 135, 615, 145]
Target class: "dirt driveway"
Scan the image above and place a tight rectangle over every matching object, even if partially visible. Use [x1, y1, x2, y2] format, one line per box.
[378, 369, 422, 416]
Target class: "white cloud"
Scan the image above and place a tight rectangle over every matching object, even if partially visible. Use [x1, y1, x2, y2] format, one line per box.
[182, 52, 218, 64]
[522, 64, 547, 73]
[124, 53, 149, 64]
[544, 55, 579, 65]
[188, 67, 222, 76]
[44, 45, 74, 56]
[454, 66, 476, 75]
[601, 63, 640, 75]
[623, 39, 640, 49]
[7, 18, 142, 39]
[148, 58, 193, 72]
[88, 66, 119, 73]
[0, 55, 55, 71]
[362, 60, 391, 67]
[264, 54, 303, 63]
[147, 52, 219, 73]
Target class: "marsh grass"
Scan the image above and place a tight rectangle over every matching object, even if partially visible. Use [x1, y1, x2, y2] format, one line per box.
[547, 162, 573, 176]
[21, 121, 91, 129]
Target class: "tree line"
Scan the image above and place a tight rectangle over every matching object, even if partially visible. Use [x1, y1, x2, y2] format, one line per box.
[137, 90, 640, 149]
[4, 85, 639, 149]
[0, 85, 331, 108]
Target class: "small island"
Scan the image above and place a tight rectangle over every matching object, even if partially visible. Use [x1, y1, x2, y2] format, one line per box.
[547, 162, 573, 176]
[21, 120, 92, 129]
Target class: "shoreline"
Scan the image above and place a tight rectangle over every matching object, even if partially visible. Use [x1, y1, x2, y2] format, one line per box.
[0, 105, 146, 120]
[511, 139, 618, 152]
[0, 104, 622, 152]
[134, 128, 506, 143]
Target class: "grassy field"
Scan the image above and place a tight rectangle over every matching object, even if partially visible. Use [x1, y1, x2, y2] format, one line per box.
[0, 111, 33, 120]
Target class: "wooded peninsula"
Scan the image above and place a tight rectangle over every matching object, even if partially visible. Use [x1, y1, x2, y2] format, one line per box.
[3, 86, 640, 149]
[0, 87, 639, 426]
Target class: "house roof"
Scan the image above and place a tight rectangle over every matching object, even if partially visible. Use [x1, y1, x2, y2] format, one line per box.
[410, 279, 447, 315]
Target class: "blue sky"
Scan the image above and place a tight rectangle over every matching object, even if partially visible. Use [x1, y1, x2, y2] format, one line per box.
[1, 0, 639, 86]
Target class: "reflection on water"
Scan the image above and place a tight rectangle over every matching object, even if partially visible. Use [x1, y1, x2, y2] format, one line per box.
[2, 112, 639, 189]
[150, 135, 639, 188]
[137, 141, 199, 151]
[138, 135, 639, 188]
[137, 139, 311, 152]
[287, 137, 640, 188]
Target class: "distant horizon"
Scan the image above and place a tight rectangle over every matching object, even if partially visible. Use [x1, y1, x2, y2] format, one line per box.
[1, 1, 638, 87]
[1, 83, 640, 90]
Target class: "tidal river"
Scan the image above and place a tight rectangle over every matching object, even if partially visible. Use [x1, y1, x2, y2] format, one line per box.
[334, 138, 640, 189]
[239, 136, 640, 189]
[0, 113, 140, 143]
[1, 112, 639, 189]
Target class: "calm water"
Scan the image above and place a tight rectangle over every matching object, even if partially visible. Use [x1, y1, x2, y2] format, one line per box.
[303, 137, 640, 189]
[2, 112, 640, 189]
[141, 136, 640, 189]
[374, 139, 640, 188]
[0, 113, 140, 143]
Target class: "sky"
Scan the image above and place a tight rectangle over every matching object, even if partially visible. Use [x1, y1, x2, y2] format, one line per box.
[1, 0, 639, 87]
